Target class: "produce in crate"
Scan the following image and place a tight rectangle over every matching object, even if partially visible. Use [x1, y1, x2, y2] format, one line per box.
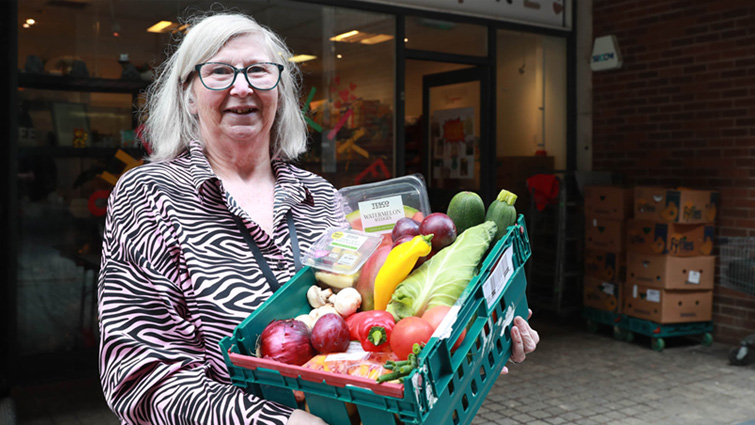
[311, 313, 351, 354]
[486, 189, 518, 242]
[373, 234, 434, 311]
[331, 287, 362, 317]
[377, 343, 423, 383]
[391, 217, 421, 241]
[386, 220, 497, 320]
[314, 271, 358, 290]
[220, 213, 533, 425]
[422, 305, 466, 351]
[389, 317, 434, 360]
[392, 234, 415, 247]
[297, 286, 362, 329]
[345, 310, 396, 352]
[446, 191, 486, 234]
[412, 249, 436, 268]
[346, 205, 425, 232]
[258, 319, 316, 366]
[354, 245, 392, 311]
[302, 350, 399, 380]
[418, 212, 457, 251]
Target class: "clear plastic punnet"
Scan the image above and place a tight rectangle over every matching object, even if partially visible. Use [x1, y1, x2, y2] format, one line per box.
[301, 227, 383, 276]
[337, 174, 432, 236]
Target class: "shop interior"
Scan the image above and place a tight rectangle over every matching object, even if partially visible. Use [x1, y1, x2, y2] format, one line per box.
[13, 0, 567, 372]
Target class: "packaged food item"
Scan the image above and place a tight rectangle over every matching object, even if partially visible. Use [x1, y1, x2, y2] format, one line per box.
[337, 174, 431, 237]
[302, 227, 383, 289]
[301, 341, 399, 380]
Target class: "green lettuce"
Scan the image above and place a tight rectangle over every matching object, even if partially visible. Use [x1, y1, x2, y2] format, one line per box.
[386, 220, 497, 320]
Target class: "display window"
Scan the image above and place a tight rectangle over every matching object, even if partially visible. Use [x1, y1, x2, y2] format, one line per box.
[11, 0, 569, 376]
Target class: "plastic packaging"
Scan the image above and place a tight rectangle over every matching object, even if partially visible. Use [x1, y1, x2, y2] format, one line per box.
[302, 227, 383, 276]
[302, 342, 399, 380]
[337, 174, 431, 236]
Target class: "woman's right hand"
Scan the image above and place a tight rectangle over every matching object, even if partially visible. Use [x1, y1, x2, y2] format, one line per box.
[288, 409, 329, 425]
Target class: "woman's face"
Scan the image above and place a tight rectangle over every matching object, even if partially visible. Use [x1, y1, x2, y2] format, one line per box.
[189, 33, 279, 149]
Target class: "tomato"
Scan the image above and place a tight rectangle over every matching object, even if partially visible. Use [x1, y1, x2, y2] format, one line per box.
[422, 305, 466, 352]
[390, 317, 435, 360]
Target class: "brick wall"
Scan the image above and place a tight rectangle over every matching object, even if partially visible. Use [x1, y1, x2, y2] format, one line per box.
[592, 0, 755, 344]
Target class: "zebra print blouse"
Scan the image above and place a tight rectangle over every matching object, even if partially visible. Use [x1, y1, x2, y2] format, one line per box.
[98, 140, 345, 424]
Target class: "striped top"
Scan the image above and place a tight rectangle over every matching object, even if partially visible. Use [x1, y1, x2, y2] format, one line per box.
[98, 140, 345, 424]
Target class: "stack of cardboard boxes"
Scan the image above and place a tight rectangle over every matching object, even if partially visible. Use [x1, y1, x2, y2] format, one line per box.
[583, 186, 634, 314]
[623, 187, 719, 323]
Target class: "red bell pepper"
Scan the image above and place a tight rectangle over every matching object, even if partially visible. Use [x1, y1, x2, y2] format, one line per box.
[345, 310, 396, 352]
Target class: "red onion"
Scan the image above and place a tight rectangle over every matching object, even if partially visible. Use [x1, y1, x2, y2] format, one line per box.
[258, 319, 316, 366]
[311, 313, 350, 354]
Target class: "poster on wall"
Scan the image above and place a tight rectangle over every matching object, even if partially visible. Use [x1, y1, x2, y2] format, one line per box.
[431, 107, 475, 180]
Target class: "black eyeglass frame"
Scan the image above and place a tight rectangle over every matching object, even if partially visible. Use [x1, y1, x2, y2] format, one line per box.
[193, 62, 285, 91]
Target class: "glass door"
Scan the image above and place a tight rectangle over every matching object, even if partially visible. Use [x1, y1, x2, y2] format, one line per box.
[422, 67, 491, 212]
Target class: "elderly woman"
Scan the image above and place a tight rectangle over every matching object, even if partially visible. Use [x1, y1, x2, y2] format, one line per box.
[98, 11, 538, 425]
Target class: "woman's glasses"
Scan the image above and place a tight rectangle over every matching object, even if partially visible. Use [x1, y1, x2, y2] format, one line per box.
[194, 62, 284, 91]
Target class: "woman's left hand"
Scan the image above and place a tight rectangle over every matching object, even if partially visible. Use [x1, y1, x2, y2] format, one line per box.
[500, 309, 539, 375]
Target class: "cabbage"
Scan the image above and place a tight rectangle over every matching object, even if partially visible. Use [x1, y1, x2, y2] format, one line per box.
[386, 221, 497, 320]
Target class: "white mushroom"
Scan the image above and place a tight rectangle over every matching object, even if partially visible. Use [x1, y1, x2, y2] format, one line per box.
[333, 287, 362, 318]
[294, 314, 316, 330]
[309, 304, 339, 321]
[307, 285, 333, 308]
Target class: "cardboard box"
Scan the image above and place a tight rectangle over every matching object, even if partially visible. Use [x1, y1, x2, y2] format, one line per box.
[584, 249, 626, 282]
[626, 252, 715, 290]
[585, 218, 626, 252]
[583, 276, 622, 313]
[634, 187, 719, 224]
[626, 219, 714, 256]
[584, 186, 633, 220]
[623, 284, 713, 323]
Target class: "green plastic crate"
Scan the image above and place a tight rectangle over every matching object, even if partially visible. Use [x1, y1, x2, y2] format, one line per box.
[220, 215, 531, 425]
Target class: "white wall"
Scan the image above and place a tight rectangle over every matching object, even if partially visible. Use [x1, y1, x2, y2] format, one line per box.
[497, 32, 541, 158]
[496, 31, 567, 169]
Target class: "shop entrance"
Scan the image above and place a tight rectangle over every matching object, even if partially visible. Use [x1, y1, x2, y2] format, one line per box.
[404, 60, 491, 213]
[423, 67, 490, 212]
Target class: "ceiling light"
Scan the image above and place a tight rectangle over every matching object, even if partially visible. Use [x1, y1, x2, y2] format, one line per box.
[26, 19, 36, 25]
[23, 23, 30, 28]
[360, 34, 393, 45]
[330, 30, 359, 42]
[330, 30, 394, 45]
[337, 54, 343, 59]
[147, 20, 177, 33]
[289, 54, 317, 63]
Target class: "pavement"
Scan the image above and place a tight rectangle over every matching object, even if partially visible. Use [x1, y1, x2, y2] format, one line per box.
[9, 312, 755, 425]
[474, 313, 755, 425]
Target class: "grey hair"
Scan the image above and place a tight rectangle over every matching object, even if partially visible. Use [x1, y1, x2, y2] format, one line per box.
[141, 11, 307, 162]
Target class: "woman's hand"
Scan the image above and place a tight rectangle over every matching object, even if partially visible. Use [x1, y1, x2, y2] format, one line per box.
[288, 409, 329, 425]
[500, 309, 539, 375]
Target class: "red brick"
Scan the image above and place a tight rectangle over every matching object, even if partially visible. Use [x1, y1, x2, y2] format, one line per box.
[594, 0, 755, 341]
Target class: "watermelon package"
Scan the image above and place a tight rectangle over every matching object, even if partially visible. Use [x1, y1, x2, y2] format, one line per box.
[336, 174, 432, 247]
